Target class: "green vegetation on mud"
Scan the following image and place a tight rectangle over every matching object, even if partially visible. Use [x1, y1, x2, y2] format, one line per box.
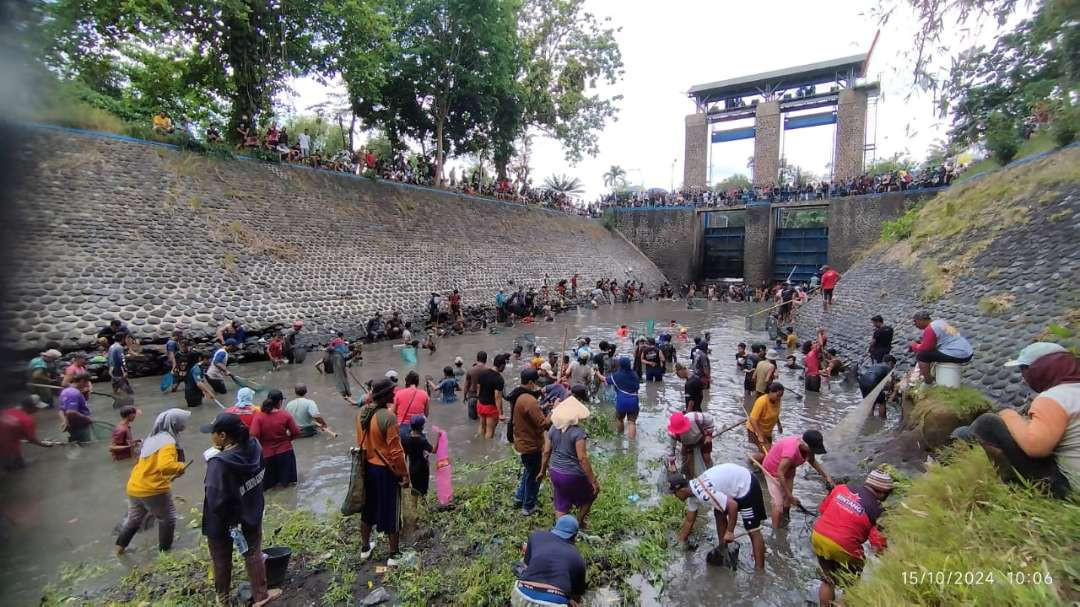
[389, 452, 682, 606]
[846, 446, 1080, 606]
[41, 449, 681, 606]
[911, 386, 994, 426]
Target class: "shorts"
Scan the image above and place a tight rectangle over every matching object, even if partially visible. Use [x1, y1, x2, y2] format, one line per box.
[466, 396, 478, 420]
[764, 470, 793, 511]
[111, 375, 133, 395]
[206, 377, 228, 394]
[615, 395, 639, 420]
[735, 476, 767, 530]
[812, 530, 863, 586]
[476, 402, 499, 419]
[822, 289, 834, 303]
[645, 367, 664, 382]
[805, 374, 821, 392]
[915, 350, 973, 364]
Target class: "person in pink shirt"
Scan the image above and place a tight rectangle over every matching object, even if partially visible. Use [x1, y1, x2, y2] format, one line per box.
[393, 371, 430, 439]
[760, 430, 834, 528]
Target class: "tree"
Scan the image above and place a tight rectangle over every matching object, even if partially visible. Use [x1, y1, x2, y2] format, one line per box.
[940, 0, 1077, 146]
[603, 165, 627, 189]
[713, 173, 751, 191]
[865, 152, 918, 176]
[517, 0, 624, 165]
[543, 174, 584, 196]
[42, 0, 335, 141]
[284, 114, 350, 156]
[371, 0, 519, 186]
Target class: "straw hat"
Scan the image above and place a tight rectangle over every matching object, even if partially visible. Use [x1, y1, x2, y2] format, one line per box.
[551, 396, 590, 430]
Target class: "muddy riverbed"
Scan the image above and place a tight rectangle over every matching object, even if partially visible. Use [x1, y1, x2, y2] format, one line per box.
[0, 301, 899, 605]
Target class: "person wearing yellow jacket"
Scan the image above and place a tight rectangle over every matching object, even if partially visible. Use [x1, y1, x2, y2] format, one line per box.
[116, 408, 190, 554]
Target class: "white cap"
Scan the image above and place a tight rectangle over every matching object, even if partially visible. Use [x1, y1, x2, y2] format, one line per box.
[1004, 342, 1068, 367]
[454, 356, 464, 365]
[385, 369, 399, 381]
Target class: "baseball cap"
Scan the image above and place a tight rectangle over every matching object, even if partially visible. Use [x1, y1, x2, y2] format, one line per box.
[410, 414, 427, 430]
[551, 514, 579, 540]
[1004, 342, 1068, 367]
[200, 412, 248, 435]
[802, 430, 827, 455]
[870, 315, 884, 323]
[225, 338, 240, 346]
[521, 368, 539, 384]
[385, 369, 399, 382]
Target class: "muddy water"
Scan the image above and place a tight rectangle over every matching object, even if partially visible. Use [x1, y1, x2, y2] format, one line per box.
[0, 301, 888, 605]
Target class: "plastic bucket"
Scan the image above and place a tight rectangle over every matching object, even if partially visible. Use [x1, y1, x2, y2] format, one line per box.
[935, 363, 962, 388]
[263, 546, 291, 588]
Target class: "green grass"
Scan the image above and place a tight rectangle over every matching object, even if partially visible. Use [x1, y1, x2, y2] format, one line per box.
[846, 446, 1080, 606]
[389, 453, 682, 606]
[977, 293, 1016, 316]
[912, 386, 994, 424]
[956, 131, 1060, 183]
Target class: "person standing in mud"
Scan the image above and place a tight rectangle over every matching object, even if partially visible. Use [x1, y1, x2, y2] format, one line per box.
[667, 463, 767, 569]
[667, 411, 714, 478]
[284, 320, 304, 363]
[206, 339, 239, 395]
[476, 354, 507, 439]
[27, 348, 62, 406]
[202, 412, 281, 607]
[539, 397, 599, 527]
[116, 408, 190, 555]
[509, 369, 549, 516]
[58, 373, 94, 443]
[108, 333, 134, 398]
[675, 363, 705, 413]
[251, 390, 300, 490]
[464, 351, 489, 421]
[356, 379, 409, 564]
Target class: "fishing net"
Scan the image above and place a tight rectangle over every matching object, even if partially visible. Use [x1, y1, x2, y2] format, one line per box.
[644, 319, 656, 337]
[400, 346, 418, 365]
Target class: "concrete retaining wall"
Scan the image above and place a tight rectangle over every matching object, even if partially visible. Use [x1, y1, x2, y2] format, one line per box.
[3, 127, 667, 352]
[606, 208, 700, 287]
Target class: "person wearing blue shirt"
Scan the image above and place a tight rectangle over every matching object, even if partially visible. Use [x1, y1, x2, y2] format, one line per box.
[427, 367, 460, 403]
[512, 515, 586, 606]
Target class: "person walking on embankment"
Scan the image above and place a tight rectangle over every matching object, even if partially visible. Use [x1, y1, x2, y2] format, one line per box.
[820, 265, 841, 312]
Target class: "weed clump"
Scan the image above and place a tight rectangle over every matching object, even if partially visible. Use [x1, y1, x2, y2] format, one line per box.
[914, 386, 993, 423]
[845, 446, 1080, 606]
[977, 293, 1016, 316]
[388, 453, 682, 606]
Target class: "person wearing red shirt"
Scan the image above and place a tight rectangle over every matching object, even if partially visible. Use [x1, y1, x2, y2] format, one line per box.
[448, 289, 462, 319]
[811, 468, 893, 606]
[224, 387, 258, 428]
[820, 265, 841, 312]
[392, 371, 430, 437]
[804, 341, 822, 392]
[0, 397, 54, 470]
[250, 390, 300, 489]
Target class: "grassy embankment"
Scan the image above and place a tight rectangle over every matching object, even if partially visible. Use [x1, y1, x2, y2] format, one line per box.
[879, 145, 1080, 303]
[847, 145, 1080, 606]
[846, 445, 1080, 606]
[955, 131, 1060, 182]
[42, 419, 681, 606]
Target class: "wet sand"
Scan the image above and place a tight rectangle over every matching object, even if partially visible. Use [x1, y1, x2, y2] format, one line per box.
[0, 300, 890, 605]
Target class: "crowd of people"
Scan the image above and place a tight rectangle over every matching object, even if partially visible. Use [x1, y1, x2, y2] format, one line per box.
[597, 163, 962, 210]
[4, 263, 1077, 607]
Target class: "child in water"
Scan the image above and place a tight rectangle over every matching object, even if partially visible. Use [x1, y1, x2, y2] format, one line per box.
[401, 415, 442, 528]
[267, 334, 285, 370]
[427, 367, 460, 403]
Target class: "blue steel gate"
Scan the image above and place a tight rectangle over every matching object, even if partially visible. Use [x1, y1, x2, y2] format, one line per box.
[772, 206, 828, 283]
[702, 211, 745, 280]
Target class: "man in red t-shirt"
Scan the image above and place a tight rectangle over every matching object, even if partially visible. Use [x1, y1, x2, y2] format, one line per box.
[812, 468, 893, 606]
[820, 266, 841, 312]
[0, 398, 55, 470]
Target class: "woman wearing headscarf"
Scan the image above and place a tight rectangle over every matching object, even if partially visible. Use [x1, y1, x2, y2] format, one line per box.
[356, 379, 409, 563]
[966, 343, 1080, 498]
[539, 397, 599, 526]
[116, 408, 190, 554]
[251, 389, 300, 489]
[225, 386, 258, 428]
[603, 356, 640, 438]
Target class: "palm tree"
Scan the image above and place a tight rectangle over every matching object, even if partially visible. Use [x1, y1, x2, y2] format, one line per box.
[543, 174, 584, 196]
[603, 165, 627, 189]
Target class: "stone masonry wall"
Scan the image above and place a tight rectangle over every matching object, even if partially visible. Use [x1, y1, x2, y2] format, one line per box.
[753, 101, 781, 187]
[795, 182, 1080, 408]
[833, 88, 868, 184]
[608, 208, 697, 287]
[826, 190, 937, 272]
[4, 127, 666, 353]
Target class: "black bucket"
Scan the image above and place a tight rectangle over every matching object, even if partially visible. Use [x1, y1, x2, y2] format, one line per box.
[263, 546, 291, 588]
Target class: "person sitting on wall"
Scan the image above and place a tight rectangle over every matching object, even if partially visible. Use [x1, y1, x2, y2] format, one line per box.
[152, 112, 174, 134]
[907, 311, 974, 383]
[954, 343, 1079, 499]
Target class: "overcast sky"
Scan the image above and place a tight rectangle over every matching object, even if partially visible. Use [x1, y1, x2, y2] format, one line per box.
[289, 0, 1010, 201]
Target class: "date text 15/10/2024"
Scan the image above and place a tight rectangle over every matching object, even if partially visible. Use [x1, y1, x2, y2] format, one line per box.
[902, 570, 1053, 586]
